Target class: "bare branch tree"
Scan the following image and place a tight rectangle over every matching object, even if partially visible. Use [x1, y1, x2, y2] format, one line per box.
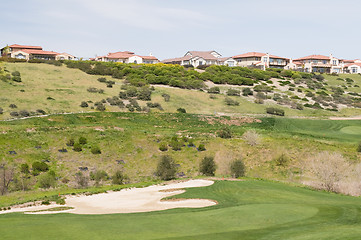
[310, 152, 349, 192]
[0, 162, 15, 195]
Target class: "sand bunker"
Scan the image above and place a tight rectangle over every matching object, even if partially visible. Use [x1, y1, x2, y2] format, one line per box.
[1, 179, 216, 215]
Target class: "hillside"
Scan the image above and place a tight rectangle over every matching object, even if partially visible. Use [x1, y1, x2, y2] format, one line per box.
[1, 62, 361, 120]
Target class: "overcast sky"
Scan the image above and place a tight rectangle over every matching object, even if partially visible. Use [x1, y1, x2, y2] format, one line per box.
[2, 0, 361, 60]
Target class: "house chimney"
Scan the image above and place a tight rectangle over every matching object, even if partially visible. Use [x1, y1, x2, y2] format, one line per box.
[149, 52, 153, 56]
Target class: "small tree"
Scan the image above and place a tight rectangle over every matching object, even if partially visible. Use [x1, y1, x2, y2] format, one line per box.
[38, 171, 56, 189]
[0, 162, 15, 195]
[242, 130, 260, 146]
[155, 155, 177, 180]
[199, 156, 216, 176]
[230, 159, 246, 178]
[310, 152, 349, 192]
[73, 143, 82, 152]
[90, 170, 108, 186]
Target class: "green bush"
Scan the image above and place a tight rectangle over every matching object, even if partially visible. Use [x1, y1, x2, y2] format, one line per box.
[357, 142, 361, 152]
[273, 153, 289, 167]
[155, 155, 178, 180]
[80, 101, 89, 108]
[9, 104, 17, 108]
[177, 108, 186, 113]
[199, 156, 216, 176]
[217, 126, 232, 138]
[242, 87, 253, 96]
[90, 170, 108, 184]
[162, 93, 170, 102]
[20, 163, 30, 174]
[79, 137, 87, 145]
[38, 171, 56, 189]
[224, 97, 239, 106]
[91, 146, 101, 154]
[32, 161, 49, 176]
[112, 170, 125, 185]
[230, 159, 246, 178]
[159, 142, 168, 151]
[67, 138, 75, 146]
[0, 108, 3, 114]
[198, 144, 206, 151]
[208, 87, 220, 94]
[266, 107, 285, 116]
[226, 89, 240, 96]
[73, 143, 82, 152]
[75, 171, 89, 188]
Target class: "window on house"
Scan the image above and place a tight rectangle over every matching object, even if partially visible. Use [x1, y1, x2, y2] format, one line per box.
[332, 60, 337, 65]
[351, 67, 358, 73]
[322, 60, 327, 64]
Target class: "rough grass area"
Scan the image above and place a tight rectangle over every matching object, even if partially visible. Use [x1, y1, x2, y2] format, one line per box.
[1, 62, 361, 119]
[1, 180, 361, 239]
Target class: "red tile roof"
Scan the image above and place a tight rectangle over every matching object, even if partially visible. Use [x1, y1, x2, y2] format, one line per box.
[9, 44, 42, 50]
[294, 55, 330, 61]
[107, 51, 135, 59]
[345, 62, 361, 67]
[21, 49, 58, 55]
[162, 56, 192, 63]
[141, 55, 158, 60]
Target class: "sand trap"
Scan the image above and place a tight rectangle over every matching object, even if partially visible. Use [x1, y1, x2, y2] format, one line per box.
[1, 179, 216, 215]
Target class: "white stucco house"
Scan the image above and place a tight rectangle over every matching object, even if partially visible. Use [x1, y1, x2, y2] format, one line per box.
[232, 52, 289, 70]
[93, 51, 159, 64]
[289, 54, 343, 73]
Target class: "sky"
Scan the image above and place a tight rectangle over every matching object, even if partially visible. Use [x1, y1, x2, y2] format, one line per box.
[2, 0, 361, 60]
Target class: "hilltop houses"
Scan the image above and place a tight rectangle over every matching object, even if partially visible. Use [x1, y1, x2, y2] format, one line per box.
[93, 51, 159, 64]
[162, 51, 236, 67]
[0, 44, 76, 60]
[287, 54, 343, 73]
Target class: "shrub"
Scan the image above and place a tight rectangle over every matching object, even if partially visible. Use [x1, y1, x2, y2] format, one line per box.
[224, 97, 239, 106]
[79, 137, 87, 145]
[137, 86, 152, 101]
[10, 111, 19, 117]
[226, 89, 240, 96]
[146, 102, 163, 110]
[87, 87, 104, 94]
[97, 77, 107, 83]
[242, 87, 253, 96]
[112, 170, 125, 185]
[169, 137, 183, 151]
[96, 103, 106, 111]
[75, 171, 89, 188]
[197, 144, 206, 151]
[32, 161, 49, 176]
[36, 109, 46, 115]
[9, 104, 17, 108]
[91, 146, 101, 154]
[357, 142, 361, 152]
[0, 108, 3, 114]
[274, 153, 289, 167]
[162, 93, 170, 102]
[66, 138, 75, 146]
[38, 171, 56, 189]
[73, 143, 82, 152]
[199, 156, 216, 176]
[266, 107, 285, 116]
[20, 163, 30, 174]
[155, 155, 178, 180]
[19, 110, 30, 117]
[230, 159, 246, 178]
[119, 91, 128, 99]
[90, 170, 108, 185]
[177, 108, 186, 113]
[159, 142, 168, 151]
[80, 101, 89, 108]
[208, 87, 220, 94]
[217, 126, 232, 139]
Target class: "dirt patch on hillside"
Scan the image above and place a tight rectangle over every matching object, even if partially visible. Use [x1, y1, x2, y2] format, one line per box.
[200, 116, 261, 126]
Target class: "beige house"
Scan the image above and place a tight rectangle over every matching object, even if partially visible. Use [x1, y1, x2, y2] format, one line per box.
[232, 52, 289, 70]
[1, 44, 76, 61]
[94, 51, 159, 64]
[162, 50, 235, 67]
[290, 54, 343, 73]
[344, 60, 361, 73]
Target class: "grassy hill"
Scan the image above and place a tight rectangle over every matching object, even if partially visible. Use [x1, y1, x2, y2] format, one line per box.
[1, 180, 361, 239]
[1, 62, 361, 120]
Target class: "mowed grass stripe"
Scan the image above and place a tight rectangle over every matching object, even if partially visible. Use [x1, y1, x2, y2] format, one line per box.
[1, 180, 361, 239]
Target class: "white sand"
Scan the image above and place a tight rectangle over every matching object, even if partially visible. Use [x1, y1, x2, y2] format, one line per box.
[1, 179, 216, 215]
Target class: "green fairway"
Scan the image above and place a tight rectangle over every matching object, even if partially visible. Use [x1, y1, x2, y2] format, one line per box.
[1, 180, 361, 239]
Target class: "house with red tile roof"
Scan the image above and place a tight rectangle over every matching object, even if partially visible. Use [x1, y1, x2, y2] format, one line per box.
[94, 51, 159, 64]
[290, 54, 343, 73]
[162, 50, 236, 67]
[344, 62, 361, 74]
[1, 44, 77, 60]
[232, 52, 289, 70]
